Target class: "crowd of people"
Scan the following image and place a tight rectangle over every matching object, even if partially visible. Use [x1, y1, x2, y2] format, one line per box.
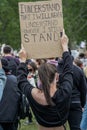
[0, 32, 87, 130]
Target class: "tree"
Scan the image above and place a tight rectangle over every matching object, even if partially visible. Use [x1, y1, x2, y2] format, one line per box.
[63, 0, 87, 48]
[0, 0, 87, 49]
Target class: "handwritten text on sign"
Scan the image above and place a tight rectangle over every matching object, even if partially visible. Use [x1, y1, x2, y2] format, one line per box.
[19, 0, 63, 59]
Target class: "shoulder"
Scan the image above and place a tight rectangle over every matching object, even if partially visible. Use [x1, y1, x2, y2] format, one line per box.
[31, 88, 48, 105]
[7, 74, 17, 82]
[73, 65, 83, 73]
[14, 58, 20, 65]
[3, 56, 19, 64]
[73, 65, 85, 79]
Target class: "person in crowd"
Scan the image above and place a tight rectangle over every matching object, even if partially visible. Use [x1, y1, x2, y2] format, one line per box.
[24, 61, 37, 124]
[78, 53, 87, 67]
[0, 60, 7, 130]
[72, 54, 87, 130]
[2, 45, 20, 76]
[57, 50, 87, 130]
[80, 64, 87, 130]
[0, 60, 7, 101]
[0, 58, 20, 130]
[27, 61, 38, 87]
[17, 32, 73, 130]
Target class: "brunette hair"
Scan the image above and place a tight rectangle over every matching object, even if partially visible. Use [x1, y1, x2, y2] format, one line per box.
[74, 58, 83, 68]
[38, 63, 57, 105]
[28, 62, 37, 72]
[3, 45, 12, 54]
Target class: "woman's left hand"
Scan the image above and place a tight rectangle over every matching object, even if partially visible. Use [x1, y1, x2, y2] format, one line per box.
[19, 48, 27, 63]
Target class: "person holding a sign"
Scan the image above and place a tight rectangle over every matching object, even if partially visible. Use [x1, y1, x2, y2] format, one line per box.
[17, 32, 73, 130]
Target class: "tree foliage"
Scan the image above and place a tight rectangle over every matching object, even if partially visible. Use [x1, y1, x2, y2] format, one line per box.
[0, 0, 87, 49]
[63, 0, 87, 48]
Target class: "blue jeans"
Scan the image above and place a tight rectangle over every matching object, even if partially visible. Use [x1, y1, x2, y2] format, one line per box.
[0, 125, 3, 130]
[80, 102, 87, 130]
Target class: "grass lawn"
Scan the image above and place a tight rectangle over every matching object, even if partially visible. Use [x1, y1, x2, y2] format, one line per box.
[20, 118, 70, 130]
[20, 118, 38, 130]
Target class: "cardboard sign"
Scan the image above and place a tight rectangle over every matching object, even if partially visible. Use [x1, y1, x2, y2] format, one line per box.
[19, 0, 63, 59]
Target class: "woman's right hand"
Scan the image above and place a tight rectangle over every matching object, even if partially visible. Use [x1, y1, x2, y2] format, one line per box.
[61, 30, 69, 52]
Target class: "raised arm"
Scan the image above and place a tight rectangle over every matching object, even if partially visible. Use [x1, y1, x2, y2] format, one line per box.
[17, 48, 34, 96]
[53, 31, 73, 103]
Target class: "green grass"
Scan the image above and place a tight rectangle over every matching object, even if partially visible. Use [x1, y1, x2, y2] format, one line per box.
[19, 118, 70, 130]
[19, 118, 38, 130]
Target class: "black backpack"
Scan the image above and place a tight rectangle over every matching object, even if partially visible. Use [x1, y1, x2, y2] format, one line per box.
[0, 75, 20, 122]
[18, 92, 30, 120]
[0, 74, 30, 123]
[7, 58, 18, 76]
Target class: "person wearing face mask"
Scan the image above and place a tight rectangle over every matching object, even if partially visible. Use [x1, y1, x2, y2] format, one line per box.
[17, 31, 73, 130]
[27, 61, 38, 87]
[24, 61, 37, 125]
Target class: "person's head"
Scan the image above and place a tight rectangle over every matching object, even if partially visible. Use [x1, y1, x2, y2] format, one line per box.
[78, 53, 85, 59]
[74, 58, 83, 68]
[3, 45, 12, 55]
[27, 61, 37, 74]
[35, 59, 47, 68]
[38, 63, 58, 105]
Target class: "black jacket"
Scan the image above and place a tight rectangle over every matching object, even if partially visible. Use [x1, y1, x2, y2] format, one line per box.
[17, 52, 73, 127]
[57, 59, 86, 108]
[0, 74, 20, 122]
